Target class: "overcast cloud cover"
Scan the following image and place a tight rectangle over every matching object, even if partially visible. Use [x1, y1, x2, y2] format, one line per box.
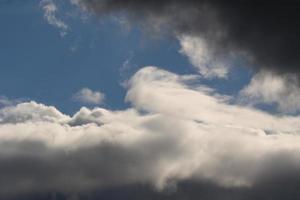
[2, 67, 300, 199]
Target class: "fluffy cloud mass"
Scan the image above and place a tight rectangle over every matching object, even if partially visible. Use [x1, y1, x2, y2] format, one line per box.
[2, 67, 300, 198]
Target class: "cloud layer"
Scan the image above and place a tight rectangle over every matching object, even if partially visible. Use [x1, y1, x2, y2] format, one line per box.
[2, 66, 300, 198]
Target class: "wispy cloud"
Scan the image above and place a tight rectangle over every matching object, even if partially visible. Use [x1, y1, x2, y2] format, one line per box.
[0, 96, 23, 108]
[240, 71, 300, 114]
[178, 35, 230, 79]
[40, 0, 69, 36]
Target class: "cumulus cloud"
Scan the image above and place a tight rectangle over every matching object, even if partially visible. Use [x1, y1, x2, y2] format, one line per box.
[2, 67, 300, 198]
[240, 71, 300, 114]
[72, 88, 105, 105]
[40, 0, 69, 36]
[0, 101, 69, 124]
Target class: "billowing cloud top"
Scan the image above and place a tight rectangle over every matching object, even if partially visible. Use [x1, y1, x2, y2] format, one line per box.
[2, 66, 300, 198]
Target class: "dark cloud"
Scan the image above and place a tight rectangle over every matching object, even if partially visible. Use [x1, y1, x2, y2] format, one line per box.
[0, 140, 171, 196]
[77, 0, 300, 76]
[7, 174, 300, 200]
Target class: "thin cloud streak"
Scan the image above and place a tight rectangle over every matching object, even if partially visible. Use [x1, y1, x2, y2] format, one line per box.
[40, 0, 69, 36]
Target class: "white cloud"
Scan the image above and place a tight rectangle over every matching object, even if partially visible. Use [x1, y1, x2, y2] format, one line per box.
[73, 88, 105, 105]
[2, 67, 300, 195]
[0, 101, 69, 124]
[40, 0, 69, 36]
[178, 35, 229, 79]
[240, 71, 300, 113]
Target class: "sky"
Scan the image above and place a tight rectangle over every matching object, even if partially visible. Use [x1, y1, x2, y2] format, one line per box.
[2, 0, 300, 199]
[0, 0, 190, 113]
[0, 0, 253, 114]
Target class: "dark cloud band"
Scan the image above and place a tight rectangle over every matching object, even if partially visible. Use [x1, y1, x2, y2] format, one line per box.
[78, 0, 300, 76]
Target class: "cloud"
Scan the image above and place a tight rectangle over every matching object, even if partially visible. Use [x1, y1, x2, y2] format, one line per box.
[0, 96, 23, 108]
[73, 0, 300, 80]
[2, 67, 300, 198]
[40, 0, 69, 36]
[0, 96, 12, 107]
[240, 71, 300, 114]
[72, 88, 105, 105]
[178, 35, 229, 78]
[0, 101, 69, 124]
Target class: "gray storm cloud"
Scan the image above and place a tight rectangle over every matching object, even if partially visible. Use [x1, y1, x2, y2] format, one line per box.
[2, 67, 300, 198]
[73, 0, 300, 79]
